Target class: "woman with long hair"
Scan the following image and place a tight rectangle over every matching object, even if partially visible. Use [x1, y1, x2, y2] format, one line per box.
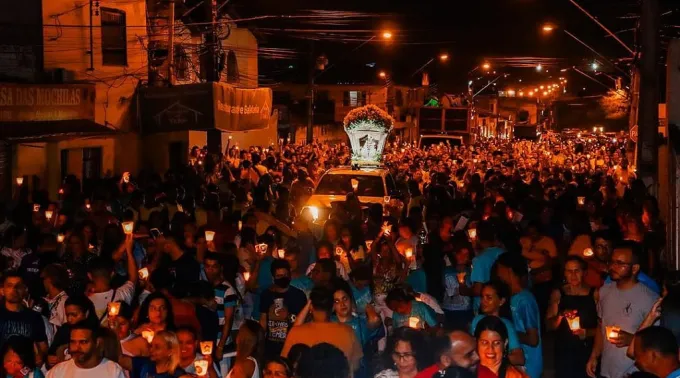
[374, 327, 430, 378]
[227, 320, 264, 378]
[545, 256, 597, 378]
[121, 330, 187, 378]
[470, 282, 524, 367]
[135, 292, 176, 334]
[336, 226, 365, 274]
[474, 316, 528, 378]
[1, 336, 43, 378]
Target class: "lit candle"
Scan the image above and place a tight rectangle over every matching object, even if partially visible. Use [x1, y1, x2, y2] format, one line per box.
[383, 196, 391, 204]
[45, 210, 54, 220]
[457, 272, 467, 284]
[257, 243, 268, 255]
[141, 330, 154, 344]
[583, 248, 594, 257]
[15, 177, 23, 185]
[58, 188, 64, 195]
[85, 203, 91, 211]
[457, 181, 464, 189]
[204, 231, 215, 242]
[405, 248, 413, 259]
[177, 204, 183, 212]
[310, 207, 319, 221]
[365, 241, 373, 250]
[238, 221, 242, 231]
[88, 244, 94, 251]
[568, 316, 581, 331]
[351, 178, 359, 191]
[108, 302, 120, 317]
[200, 341, 213, 355]
[138, 267, 149, 280]
[277, 249, 286, 259]
[33, 204, 40, 212]
[194, 360, 209, 377]
[57, 234, 65, 243]
[122, 221, 134, 235]
[577, 197, 585, 206]
[335, 246, 344, 256]
[606, 326, 620, 340]
[467, 228, 477, 241]
[243, 271, 251, 282]
[228, 135, 233, 140]
[408, 317, 420, 329]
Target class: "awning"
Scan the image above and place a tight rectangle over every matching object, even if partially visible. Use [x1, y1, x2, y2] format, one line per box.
[0, 120, 118, 142]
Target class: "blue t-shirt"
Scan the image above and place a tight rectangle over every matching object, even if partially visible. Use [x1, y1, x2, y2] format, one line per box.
[666, 368, 680, 378]
[510, 289, 542, 378]
[291, 275, 314, 298]
[406, 268, 428, 294]
[471, 247, 505, 311]
[392, 300, 437, 328]
[252, 256, 274, 319]
[604, 271, 660, 295]
[332, 314, 384, 347]
[351, 284, 373, 316]
[470, 314, 521, 352]
[132, 357, 186, 378]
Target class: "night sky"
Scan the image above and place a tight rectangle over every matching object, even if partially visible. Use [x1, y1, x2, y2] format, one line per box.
[228, 0, 679, 94]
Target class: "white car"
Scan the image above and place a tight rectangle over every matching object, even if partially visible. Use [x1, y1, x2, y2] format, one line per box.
[302, 167, 402, 222]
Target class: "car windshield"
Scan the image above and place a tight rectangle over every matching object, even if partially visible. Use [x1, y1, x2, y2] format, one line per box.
[314, 174, 385, 196]
[420, 137, 462, 149]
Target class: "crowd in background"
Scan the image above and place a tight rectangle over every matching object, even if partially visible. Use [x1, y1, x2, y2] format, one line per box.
[0, 132, 679, 378]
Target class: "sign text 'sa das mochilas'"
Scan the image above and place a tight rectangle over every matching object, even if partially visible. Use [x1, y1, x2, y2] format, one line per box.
[0, 87, 82, 106]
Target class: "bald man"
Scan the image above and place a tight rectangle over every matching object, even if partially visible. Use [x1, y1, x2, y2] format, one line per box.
[415, 331, 480, 378]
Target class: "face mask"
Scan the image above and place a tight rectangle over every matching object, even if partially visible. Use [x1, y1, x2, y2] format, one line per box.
[274, 277, 291, 289]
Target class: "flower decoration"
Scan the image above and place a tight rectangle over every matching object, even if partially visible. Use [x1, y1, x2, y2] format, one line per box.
[343, 105, 394, 166]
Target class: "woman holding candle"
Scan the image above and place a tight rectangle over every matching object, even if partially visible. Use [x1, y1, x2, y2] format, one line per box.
[474, 316, 528, 378]
[120, 330, 188, 378]
[546, 256, 597, 378]
[136, 292, 176, 335]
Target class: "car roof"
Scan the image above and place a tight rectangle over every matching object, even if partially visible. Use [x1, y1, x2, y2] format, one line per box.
[323, 167, 387, 177]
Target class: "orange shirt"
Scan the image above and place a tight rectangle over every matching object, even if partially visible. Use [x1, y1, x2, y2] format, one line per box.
[281, 322, 363, 372]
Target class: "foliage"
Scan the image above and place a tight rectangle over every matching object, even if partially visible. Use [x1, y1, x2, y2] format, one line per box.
[600, 90, 630, 120]
[343, 104, 394, 132]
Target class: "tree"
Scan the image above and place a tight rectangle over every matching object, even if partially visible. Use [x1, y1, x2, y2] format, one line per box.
[600, 89, 630, 120]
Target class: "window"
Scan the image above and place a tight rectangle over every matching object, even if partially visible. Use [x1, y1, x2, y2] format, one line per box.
[101, 8, 127, 66]
[226, 50, 239, 83]
[343, 91, 366, 107]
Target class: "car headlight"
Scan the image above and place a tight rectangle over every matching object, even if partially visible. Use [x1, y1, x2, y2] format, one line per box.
[309, 206, 319, 221]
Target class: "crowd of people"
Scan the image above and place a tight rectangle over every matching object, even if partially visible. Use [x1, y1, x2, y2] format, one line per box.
[1, 132, 679, 378]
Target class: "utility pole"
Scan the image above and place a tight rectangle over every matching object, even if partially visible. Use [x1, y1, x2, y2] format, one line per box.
[203, 0, 221, 154]
[637, 0, 660, 192]
[306, 41, 315, 144]
[167, 0, 175, 85]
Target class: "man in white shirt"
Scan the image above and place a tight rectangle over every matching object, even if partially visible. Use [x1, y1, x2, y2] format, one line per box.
[47, 323, 126, 378]
[87, 235, 137, 324]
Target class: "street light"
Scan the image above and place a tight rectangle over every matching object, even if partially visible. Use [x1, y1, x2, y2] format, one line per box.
[482, 62, 491, 70]
[536, 64, 543, 72]
[542, 24, 555, 32]
[439, 53, 449, 62]
[382, 31, 393, 40]
[591, 61, 599, 71]
[378, 71, 387, 79]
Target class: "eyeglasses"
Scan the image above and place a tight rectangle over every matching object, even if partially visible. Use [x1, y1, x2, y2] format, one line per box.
[263, 370, 288, 378]
[392, 352, 416, 361]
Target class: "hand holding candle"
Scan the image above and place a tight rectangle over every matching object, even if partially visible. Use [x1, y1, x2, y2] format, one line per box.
[205, 231, 215, 242]
[194, 359, 209, 376]
[141, 330, 154, 344]
[567, 316, 580, 331]
[122, 221, 134, 235]
[467, 228, 477, 242]
[57, 234, 65, 243]
[277, 249, 286, 259]
[457, 272, 467, 284]
[108, 302, 120, 317]
[583, 248, 594, 257]
[408, 317, 421, 329]
[138, 267, 149, 280]
[405, 248, 413, 259]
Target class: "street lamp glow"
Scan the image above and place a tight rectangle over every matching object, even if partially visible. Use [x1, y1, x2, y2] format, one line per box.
[542, 24, 555, 33]
[528, 91, 534, 97]
[382, 31, 393, 40]
[543, 91, 549, 96]
[378, 71, 387, 79]
[536, 64, 543, 72]
[439, 53, 449, 62]
[540, 85, 545, 90]
[591, 62, 599, 70]
[482, 62, 491, 70]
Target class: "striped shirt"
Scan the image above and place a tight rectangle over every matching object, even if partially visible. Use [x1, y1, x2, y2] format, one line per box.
[214, 281, 242, 332]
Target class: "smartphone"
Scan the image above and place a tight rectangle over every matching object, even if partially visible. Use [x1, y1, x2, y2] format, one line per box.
[150, 228, 162, 240]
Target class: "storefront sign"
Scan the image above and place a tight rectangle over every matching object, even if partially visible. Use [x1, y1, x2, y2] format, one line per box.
[0, 84, 95, 123]
[140, 83, 272, 134]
